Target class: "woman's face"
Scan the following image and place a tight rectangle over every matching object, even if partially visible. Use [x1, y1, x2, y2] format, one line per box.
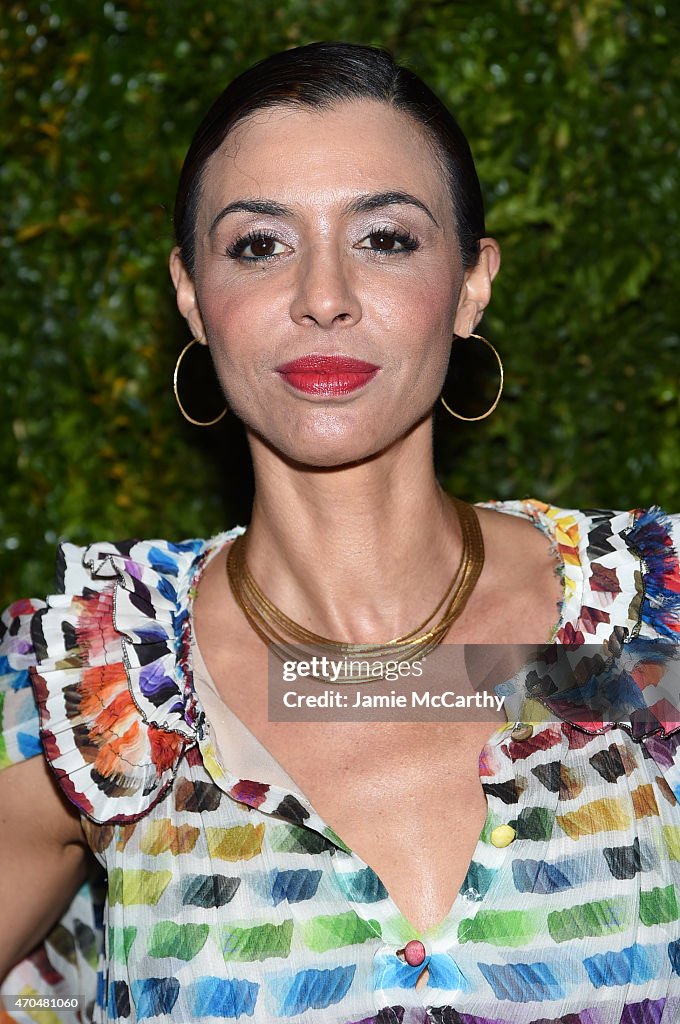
[171, 98, 499, 467]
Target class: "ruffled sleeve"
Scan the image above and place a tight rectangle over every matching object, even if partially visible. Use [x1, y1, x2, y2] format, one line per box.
[4, 530, 227, 833]
[632, 509, 680, 804]
[498, 506, 680, 740]
[0, 534, 215, 1022]
[26, 537, 209, 825]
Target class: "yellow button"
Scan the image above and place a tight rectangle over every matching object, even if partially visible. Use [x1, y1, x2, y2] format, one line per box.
[511, 723, 534, 741]
[490, 824, 516, 848]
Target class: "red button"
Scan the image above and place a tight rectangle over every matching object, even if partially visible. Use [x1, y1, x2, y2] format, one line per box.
[403, 939, 426, 967]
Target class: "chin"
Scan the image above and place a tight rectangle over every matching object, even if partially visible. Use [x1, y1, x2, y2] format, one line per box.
[249, 407, 430, 470]
[260, 430, 387, 470]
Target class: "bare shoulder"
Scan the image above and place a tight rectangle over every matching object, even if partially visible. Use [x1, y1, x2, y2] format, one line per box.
[476, 503, 561, 577]
[468, 504, 564, 644]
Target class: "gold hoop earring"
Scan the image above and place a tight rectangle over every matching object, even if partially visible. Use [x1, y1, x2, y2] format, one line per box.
[173, 337, 228, 427]
[439, 333, 504, 422]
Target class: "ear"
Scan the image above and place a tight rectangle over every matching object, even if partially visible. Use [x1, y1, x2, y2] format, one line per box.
[453, 238, 501, 337]
[169, 247, 207, 340]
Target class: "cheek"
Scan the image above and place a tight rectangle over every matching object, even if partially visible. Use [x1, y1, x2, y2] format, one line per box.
[393, 281, 455, 334]
[372, 249, 460, 321]
[370, 272, 458, 371]
[197, 276, 284, 372]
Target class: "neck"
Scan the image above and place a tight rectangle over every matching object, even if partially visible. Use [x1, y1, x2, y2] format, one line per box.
[240, 417, 467, 644]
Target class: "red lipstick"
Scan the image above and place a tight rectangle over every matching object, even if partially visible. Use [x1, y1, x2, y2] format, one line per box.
[275, 354, 380, 395]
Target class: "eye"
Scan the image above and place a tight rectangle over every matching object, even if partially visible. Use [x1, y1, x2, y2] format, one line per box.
[225, 231, 288, 261]
[356, 228, 419, 253]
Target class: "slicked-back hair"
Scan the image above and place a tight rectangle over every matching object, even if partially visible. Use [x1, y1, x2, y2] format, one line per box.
[173, 41, 486, 275]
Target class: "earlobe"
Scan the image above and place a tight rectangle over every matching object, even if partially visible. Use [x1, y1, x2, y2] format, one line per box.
[169, 247, 206, 339]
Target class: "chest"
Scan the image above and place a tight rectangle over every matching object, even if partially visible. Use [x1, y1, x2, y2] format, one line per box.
[89, 724, 679, 1022]
[199, 636, 498, 909]
[256, 718, 497, 932]
[193, 615, 513, 933]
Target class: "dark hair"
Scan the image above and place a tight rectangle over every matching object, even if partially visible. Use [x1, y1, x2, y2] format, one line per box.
[174, 42, 485, 275]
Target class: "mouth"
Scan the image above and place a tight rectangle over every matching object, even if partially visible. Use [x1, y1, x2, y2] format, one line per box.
[275, 354, 381, 396]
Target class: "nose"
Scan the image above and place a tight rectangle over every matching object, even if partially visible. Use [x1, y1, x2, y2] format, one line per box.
[289, 244, 362, 329]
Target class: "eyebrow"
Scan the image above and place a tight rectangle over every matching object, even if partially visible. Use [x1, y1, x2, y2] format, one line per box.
[344, 190, 439, 227]
[209, 199, 288, 234]
[208, 189, 440, 235]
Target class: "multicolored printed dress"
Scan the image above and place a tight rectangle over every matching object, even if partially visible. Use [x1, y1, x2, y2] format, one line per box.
[1, 499, 680, 1024]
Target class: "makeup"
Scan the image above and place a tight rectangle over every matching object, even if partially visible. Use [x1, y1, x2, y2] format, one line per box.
[275, 354, 380, 395]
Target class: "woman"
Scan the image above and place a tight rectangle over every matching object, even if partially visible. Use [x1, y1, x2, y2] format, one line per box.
[1, 41, 679, 1024]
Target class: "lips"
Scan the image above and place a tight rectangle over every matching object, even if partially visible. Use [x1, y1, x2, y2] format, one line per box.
[275, 354, 380, 395]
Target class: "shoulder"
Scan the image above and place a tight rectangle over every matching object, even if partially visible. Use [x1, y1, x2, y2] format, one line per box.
[480, 498, 680, 642]
[484, 498, 680, 741]
[0, 530, 244, 822]
[570, 502, 680, 642]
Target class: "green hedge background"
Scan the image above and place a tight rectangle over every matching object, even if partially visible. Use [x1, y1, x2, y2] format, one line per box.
[1, 0, 678, 607]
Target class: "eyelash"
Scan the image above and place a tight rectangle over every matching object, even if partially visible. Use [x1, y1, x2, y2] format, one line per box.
[360, 225, 420, 255]
[224, 229, 281, 261]
[223, 226, 421, 262]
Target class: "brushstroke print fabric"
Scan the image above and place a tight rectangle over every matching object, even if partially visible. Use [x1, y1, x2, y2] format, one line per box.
[1, 500, 680, 1023]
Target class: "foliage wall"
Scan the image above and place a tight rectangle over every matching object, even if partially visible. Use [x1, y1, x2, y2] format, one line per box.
[1, 0, 678, 606]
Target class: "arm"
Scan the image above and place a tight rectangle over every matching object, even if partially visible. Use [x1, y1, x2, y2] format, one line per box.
[0, 754, 91, 984]
[0, 570, 117, 1013]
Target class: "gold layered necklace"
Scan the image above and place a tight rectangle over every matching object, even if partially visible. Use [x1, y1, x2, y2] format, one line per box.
[226, 496, 484, 683]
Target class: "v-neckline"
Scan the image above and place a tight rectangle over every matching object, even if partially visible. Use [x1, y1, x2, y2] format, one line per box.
[194, 623, 514, 939]
[185, 497, 581, 940]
